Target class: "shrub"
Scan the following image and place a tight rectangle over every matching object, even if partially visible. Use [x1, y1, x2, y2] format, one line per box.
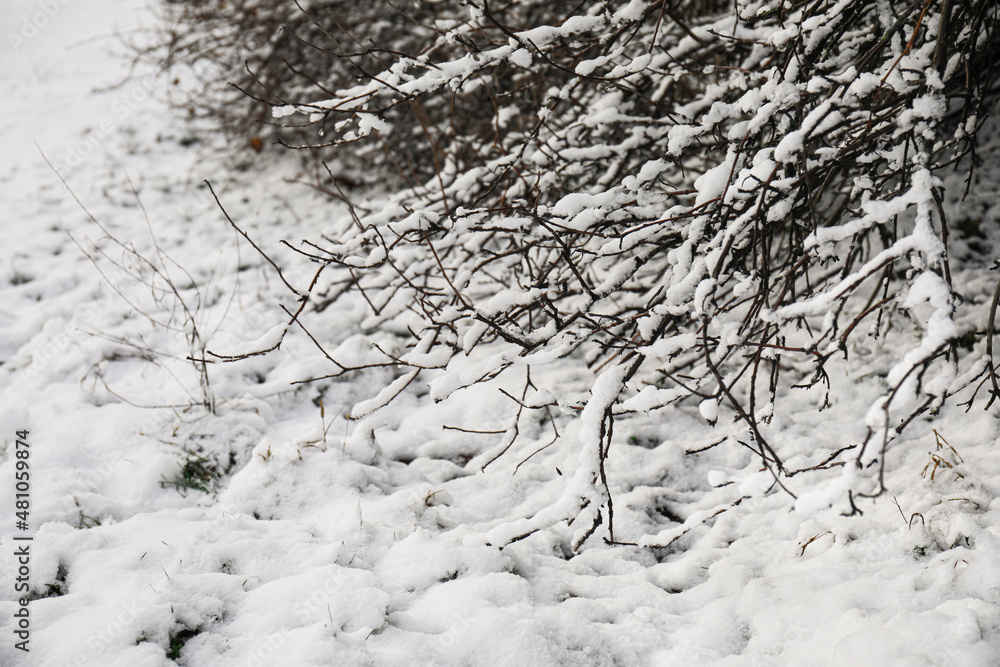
[141, 0, 444, 173]
[167, 0, 1000, 548]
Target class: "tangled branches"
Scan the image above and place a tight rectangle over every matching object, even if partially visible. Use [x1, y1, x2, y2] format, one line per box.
[140, 0, 444, 168]
[197, 0, 1000, 546]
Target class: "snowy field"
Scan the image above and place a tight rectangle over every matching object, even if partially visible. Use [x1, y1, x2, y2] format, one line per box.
[2, 1, 1000, 666]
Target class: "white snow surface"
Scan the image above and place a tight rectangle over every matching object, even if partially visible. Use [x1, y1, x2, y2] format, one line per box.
[0, 3, 999, 667]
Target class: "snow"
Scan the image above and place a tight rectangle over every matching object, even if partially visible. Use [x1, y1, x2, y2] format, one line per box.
[508, 49, 532, 69]
[699, 399, 719, 424]
[0, 2, 999, 667]
[215, 323, 288, 358]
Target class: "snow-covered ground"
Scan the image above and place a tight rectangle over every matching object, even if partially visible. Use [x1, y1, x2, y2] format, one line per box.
[2, 2, 1000, 666]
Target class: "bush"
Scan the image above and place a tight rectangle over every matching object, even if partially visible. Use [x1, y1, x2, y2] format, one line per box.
[142, 0, 445, 173]
[164, 0, 1000, 548]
